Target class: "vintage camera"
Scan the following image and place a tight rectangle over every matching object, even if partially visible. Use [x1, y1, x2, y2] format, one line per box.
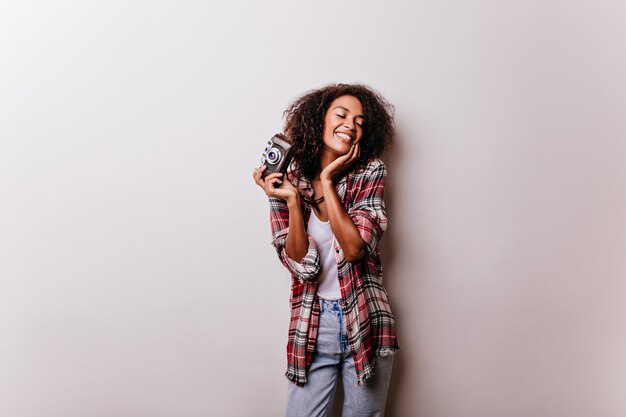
[260, 133, 295, 179]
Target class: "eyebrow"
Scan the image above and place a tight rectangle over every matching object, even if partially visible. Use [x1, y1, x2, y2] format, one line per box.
[334, 106, 365, 119]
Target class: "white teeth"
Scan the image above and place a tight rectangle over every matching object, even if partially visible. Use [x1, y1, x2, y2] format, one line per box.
[337, 132, 352, 142]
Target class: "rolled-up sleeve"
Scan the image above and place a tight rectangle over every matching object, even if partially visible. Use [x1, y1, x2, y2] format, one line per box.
[269, 196, 320, 282]
[272, 228, 320, 281]
[347, 161, 388, 254]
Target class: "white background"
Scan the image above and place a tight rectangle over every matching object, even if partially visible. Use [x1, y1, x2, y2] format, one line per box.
[1, 1, 625, 416]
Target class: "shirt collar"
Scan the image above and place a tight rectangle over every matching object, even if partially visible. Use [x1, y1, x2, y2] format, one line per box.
[291, 171, 349, 201]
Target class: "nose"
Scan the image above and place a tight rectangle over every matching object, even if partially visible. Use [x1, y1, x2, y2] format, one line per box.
[343, 118, 356, 131]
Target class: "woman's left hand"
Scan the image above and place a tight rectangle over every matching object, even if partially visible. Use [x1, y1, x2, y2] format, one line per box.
[320, 143, 360, 183]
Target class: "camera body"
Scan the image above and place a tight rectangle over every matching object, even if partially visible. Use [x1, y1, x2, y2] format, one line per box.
[261, 133, 295, 179]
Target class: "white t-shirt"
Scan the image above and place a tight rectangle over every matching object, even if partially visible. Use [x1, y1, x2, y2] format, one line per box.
[307, 209, 341, 300]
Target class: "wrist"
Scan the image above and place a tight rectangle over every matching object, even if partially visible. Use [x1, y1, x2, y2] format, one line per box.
[287, 194, 301, 209]
[320, 177, 334, 190]
[320, 173, 333, 185]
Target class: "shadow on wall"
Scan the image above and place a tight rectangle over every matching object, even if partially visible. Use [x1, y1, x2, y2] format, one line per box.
[381, 128, 412, 417]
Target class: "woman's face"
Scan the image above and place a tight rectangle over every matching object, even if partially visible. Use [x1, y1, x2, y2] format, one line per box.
[321, 95, 364, 157]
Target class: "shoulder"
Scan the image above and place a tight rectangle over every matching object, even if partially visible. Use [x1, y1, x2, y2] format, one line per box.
[350, 158, 387, 181]
[344, 158, 387, 200]
[364, 158, 386, 174]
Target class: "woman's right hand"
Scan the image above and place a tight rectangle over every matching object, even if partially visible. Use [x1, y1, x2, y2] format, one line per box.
[253, 165, 300, 204]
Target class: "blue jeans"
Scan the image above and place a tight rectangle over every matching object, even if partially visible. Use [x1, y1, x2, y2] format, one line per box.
[285, 298, 393, 417]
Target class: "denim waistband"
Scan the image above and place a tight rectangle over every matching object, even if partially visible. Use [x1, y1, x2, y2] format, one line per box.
[318, 297, 343, 314]
[318, 297, 349, 352]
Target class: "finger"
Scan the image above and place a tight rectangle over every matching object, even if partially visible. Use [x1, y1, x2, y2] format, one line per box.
[265, 174, 283, 189]
[265, 172, 284, 181]
[345, 144, 357, 161]
[254, 165, 268, 176]
[338, 148, 353, 162]
[265, 178, 282, 195]
[342, 145, 358, 167]
[253, 169, 264, 187]
[255, 175, 268, 189]
[281, 179, 297, 190]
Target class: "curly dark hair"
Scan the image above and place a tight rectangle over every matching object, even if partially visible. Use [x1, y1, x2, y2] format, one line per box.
[283, 83, 395, 181]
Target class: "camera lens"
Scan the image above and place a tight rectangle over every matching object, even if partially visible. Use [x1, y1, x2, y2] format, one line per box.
[266, 148, 281, 164]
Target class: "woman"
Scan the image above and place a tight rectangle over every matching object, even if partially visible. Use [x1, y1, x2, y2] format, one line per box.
[253, 83, 399, 417]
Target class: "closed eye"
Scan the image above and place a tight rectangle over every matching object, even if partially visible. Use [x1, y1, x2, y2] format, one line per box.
[336, 113, 364, 127]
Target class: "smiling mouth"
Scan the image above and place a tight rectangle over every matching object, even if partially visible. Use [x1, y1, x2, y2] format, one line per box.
[336, 132, 353, 143]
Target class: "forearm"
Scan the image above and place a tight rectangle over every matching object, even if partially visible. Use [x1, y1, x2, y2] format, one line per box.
[321, 179, 366, 262]
[284, 198, 309, 263]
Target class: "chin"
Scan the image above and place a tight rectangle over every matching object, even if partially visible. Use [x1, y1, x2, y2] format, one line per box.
[322, 137, 351, 156]
[332, 145, 351, 156]
[334, 140, 353, 152]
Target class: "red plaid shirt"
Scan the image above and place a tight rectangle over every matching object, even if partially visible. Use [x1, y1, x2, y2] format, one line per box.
[268, 158, 399, 386]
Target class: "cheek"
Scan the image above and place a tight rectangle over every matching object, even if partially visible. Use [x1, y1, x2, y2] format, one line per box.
[323, 119, 337, 135]
[324, 125, 334, 136]
[321, 125, 334, 144]
[323, 114, 334, 128]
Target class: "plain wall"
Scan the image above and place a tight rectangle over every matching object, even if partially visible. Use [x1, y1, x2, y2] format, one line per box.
[1, 1, 625, 416]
